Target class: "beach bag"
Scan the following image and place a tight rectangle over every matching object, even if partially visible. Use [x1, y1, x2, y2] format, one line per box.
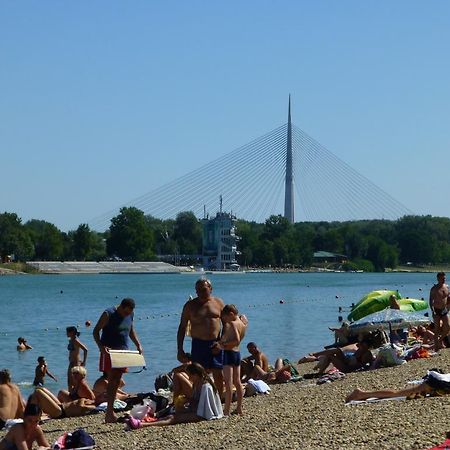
[154, 373, 173, 391]
[64, 429, 95, 449]
[130, 404, 151, 420]
[148, 392, 169, 412]
[377, 344, 405, 367]
[54, 428, 95, 449]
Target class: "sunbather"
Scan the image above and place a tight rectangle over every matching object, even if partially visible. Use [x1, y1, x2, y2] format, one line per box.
[346, 370, 450, 402]
[29, 387, 96, 419]
[301, 339, 374, 375]
[57, 366, 95, 403]
[247, 358, 293, 383]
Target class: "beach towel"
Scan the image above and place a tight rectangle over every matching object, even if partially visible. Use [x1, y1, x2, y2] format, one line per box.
[3, 419, 23, 431]
[282, 359, 300, 377]
[95, 399, 127, 412]
[196, 383, 223, 420]
[346, 396, 407, 405]
[246, 379, 271, 395]
[317, 368, 345, 385]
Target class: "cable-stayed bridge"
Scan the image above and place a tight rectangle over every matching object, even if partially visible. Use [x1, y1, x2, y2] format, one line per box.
[90, 100, 412, 231]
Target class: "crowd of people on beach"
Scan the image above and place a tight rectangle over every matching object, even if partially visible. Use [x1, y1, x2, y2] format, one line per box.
[1, 273, 449, 449]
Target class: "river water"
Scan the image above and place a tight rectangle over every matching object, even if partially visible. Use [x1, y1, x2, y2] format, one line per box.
[0, 271, 433, 397]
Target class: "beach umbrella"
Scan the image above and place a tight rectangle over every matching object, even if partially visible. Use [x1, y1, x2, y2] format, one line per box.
[349, 308, 430, 335]
[348, 289, 428, 322]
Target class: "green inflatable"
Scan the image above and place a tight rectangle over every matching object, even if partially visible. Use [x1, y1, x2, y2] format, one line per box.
[348, 290, 428, 322]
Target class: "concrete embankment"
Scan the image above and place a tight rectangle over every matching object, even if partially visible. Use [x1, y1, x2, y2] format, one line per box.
[26, 261, 190, 274]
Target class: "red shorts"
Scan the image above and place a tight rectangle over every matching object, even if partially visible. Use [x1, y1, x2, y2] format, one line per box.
[99, 352, 127, 373]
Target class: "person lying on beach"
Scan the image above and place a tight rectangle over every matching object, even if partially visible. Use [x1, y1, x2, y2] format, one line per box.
[247, 358, 293, 383]
[0, 402, 50, 450]
[300, 339, 374, 375]
[0, 369, 25, 429]
[127, 363, 223, 429]
[33, 357, 57, 387]
[29, 387, 96, 419]
[57, 366, 95, 403]
[413, 325, 435, 346]
[93, 372, 131, 404]
[212, 304, 247, 415]
[66, 326, 88, 390]
[345, 370, 450, 403]
[16, 337, 32, 352]
[298, 342, 359, 364]
[241, 342, 270, 381]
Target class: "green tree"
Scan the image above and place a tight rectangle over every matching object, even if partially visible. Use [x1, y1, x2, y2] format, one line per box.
[107, 207, 155, 261]
[24, 219, 64, 260]
[173, 211, 202, 255]
[72, 224, 106, 260]
[0, 212, 34, 261]
[262, 215, 291, 240]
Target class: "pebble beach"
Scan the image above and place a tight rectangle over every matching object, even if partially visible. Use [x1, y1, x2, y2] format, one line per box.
[3, 350, 450, 449]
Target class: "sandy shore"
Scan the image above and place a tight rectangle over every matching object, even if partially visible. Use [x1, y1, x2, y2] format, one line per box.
[3, 351, 450, 449]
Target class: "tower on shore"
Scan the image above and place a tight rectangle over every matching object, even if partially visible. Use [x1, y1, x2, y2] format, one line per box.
[284, 95, 294, 223]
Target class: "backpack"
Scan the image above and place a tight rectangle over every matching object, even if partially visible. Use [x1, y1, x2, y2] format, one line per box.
[154, 373, 173, 391]
[64, 428, 95, 449]
[148, 392, 169, 412]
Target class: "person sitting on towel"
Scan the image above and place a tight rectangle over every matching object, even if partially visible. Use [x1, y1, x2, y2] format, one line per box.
[127, 363, 223, 429]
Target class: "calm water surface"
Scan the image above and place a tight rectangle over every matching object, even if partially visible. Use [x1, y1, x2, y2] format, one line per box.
[0, 272, 433, 397]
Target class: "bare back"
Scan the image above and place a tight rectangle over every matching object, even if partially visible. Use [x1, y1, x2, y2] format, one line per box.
[0, 383, 24, 421]
[223, 317, 247, 351]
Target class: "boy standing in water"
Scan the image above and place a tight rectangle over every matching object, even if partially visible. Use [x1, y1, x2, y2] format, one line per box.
[213, 304, 247, 415]
[33, 357, 57, 386]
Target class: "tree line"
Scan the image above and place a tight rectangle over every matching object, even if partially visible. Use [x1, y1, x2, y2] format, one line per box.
[1, 207, 450, 272]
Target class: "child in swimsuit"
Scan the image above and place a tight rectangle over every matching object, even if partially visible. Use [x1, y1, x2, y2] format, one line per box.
[213, 304, 247, 415]
[33, 357, 57, 387]
[0, 403, 50, 450]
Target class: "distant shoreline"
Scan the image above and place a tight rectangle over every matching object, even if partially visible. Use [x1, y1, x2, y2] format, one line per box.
[2, 261, 449, 276]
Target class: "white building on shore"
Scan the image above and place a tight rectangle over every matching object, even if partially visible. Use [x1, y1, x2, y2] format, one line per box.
[202, 201, 240, 271]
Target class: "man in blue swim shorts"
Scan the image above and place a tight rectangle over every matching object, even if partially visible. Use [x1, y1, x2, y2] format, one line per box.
[177, 279, 225, 399]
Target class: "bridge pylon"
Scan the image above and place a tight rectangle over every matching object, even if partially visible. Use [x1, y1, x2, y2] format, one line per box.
[284, 95, 295, 223]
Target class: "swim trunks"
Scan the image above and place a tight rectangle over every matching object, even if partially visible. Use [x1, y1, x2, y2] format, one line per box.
[223, 350, 241, 367]
[0, 418, 6, 430]
[433, 307, 448, 317]
[191, 338, 223, 370]
[0, 437, 18, 450]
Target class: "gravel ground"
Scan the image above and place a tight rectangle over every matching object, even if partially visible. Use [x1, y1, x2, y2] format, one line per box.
[3, 350, 450, 449]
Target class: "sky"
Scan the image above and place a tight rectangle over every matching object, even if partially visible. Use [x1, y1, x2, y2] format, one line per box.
[1, 1, 450, 231]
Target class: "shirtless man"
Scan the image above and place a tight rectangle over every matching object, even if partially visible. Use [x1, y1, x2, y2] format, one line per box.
[0, 369, 25, 429]
[177, 279, 224, 399]
[429, 272, 450, 350]
[241, 342, 269, 380]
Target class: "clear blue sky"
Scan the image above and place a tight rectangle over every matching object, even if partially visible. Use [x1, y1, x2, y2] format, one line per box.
[1, 1, 449, 231]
